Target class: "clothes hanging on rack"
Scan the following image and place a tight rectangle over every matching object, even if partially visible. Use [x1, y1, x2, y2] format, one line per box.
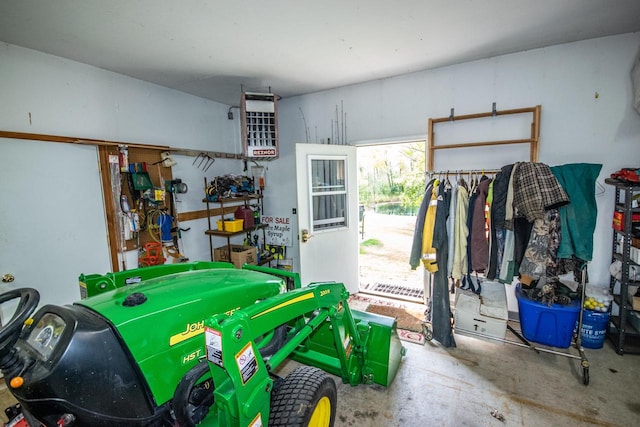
[504, 163, 519, 229]
[470, 175, 491, 273]
[492, 162, 533, 283]
[550, 163, 603, 261]
[499, 229, 516, 282]
[409, 178, 456, 347]
[462, 184, 479, 292]
[487, 164, 514, 279]
[519, 214, 554, 282]
[512, 162, 570, 288]
[451, 183, 469, 280]
[409, 178, 436, 270]
[411, 162, 602, 348]
[431, 180, 456, 347]
[421, 181, 441, 272]
[446, 179, 457, 278]
[512, 162, 570, 222]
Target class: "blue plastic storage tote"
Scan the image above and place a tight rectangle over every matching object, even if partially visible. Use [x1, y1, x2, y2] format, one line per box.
[516, 285, 581, 348]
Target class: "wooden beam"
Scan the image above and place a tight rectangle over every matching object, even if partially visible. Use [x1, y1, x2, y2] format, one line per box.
[0, 130, 169, 150]
[177, 209, 210, 222]
[430, 106, 538, 124]
[432, 138, 536, 150]
[0, 129, 246, 160]
[97, 146, 121, 272]
[177, 206, 238, 222]
[427, 117, 435, 172]
[170, 148, 243, 159]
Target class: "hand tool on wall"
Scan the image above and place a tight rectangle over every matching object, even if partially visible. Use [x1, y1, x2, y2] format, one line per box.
[192, 152, 215, 172]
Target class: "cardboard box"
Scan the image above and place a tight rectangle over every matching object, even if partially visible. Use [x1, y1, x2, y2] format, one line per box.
[627, 311, 640, 332]
[628, 289, 640, 311]
[213, 244, 257, 268]
[631, 246, 640, 265]
[612, 211, 640, 231]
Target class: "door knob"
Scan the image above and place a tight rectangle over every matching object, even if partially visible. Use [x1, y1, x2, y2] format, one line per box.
[301, 229, 313, 243]
[2, 274, 15, 283]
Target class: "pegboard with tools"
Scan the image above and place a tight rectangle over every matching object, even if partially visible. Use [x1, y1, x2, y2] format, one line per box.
[100, 145, 188, 271]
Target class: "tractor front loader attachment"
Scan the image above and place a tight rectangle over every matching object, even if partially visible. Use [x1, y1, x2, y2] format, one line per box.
[200, 281, 405, 426]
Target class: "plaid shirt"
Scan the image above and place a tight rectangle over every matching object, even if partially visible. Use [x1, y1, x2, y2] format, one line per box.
[513, 162, 569, 222]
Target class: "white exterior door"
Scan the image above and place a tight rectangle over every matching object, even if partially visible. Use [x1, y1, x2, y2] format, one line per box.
[0, 138, 111, 315]
[295, 143, 358, 294]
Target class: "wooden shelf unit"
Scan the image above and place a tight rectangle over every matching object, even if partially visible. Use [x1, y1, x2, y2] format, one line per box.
[203, 194, 273, 266]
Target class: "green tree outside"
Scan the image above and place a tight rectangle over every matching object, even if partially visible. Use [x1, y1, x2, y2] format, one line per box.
[358, 142, 426, 214]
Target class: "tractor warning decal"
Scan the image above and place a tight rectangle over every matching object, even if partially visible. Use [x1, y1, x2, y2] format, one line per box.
[124, 276, 142, 285]
[249, 412, 263, 427]
[343, 334, 353, 358]
[236, 342, 258, 385]
[205, 327, 224, 367]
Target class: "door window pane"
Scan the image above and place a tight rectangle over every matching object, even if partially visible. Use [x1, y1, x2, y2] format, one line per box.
[310, 157, 347, 231]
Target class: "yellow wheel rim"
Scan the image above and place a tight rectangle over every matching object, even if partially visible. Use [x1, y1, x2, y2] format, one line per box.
[308, 396, 332, 427]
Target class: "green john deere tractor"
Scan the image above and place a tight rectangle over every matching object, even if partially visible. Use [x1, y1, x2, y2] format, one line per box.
[0, 261, 405, 426]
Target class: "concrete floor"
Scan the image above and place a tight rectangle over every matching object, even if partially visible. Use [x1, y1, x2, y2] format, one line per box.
[1, 335, 638, 426]
[1, 307, 638, 426]
[276, 328, 640, 427]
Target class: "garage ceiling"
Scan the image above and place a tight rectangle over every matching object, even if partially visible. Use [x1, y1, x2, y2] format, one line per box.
[1, 0, 640, 106]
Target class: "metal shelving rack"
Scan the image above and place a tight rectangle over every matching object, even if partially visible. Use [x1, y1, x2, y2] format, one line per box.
[203, 191, 273, 267]
[605, 178, 640, 355]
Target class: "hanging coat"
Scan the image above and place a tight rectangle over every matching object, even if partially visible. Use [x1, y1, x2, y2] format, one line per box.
[487, 164, 514, 279]
[410, 179, 436, 270]
[446, 184, 457, 277]
[512, 162, 570, 222]
[451, 185, 469, 280]
[421, 182, 440, 272]
[431, 181, 456, 348]
[550, 163, 602, 261]
[470, 177, 491, 272]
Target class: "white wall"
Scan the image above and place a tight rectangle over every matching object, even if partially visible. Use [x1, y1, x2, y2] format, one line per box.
[0, 42, 241, 305]
[2, 33, 640, 305]
[0, 43, 240, 150]
[272, 33, 640, 288]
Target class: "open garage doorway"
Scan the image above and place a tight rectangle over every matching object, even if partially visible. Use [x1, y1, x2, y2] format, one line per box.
[357, 141, 427, 304]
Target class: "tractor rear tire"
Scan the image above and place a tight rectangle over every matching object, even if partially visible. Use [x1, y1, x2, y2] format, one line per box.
[268, 366, 336, 427]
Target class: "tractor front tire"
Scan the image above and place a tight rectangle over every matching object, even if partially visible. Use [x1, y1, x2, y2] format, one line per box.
[269, 366, 337, 427]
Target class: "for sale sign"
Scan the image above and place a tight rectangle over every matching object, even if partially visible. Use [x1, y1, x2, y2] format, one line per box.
[261, 215, 293, 246]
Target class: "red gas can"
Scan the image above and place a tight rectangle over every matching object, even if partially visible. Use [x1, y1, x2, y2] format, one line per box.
[234, 206, 255, 229]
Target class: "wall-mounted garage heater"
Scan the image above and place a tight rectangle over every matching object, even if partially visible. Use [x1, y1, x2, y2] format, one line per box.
[241, 91, 279, 160]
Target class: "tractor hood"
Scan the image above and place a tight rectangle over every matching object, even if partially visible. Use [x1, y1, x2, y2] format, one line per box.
[76, 268, 285, 405]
